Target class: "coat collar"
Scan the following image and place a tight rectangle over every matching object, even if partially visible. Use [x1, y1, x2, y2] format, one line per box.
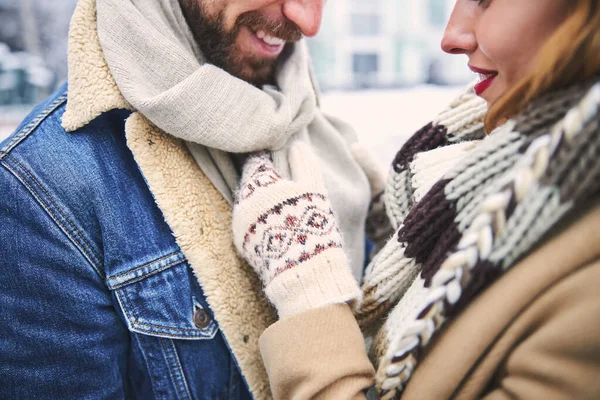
[61, 0, 131, 132]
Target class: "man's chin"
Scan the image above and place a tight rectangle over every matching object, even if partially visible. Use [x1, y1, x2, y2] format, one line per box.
[229, 60, 276, 87]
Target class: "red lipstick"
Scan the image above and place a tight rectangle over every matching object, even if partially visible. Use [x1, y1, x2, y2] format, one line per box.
[470, 65, 498, 96]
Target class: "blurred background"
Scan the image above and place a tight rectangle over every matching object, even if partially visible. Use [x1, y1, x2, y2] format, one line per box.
[0, 0, 472, 165]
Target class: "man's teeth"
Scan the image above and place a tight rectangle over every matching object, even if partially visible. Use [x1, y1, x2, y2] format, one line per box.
[255, 30, 285, 46]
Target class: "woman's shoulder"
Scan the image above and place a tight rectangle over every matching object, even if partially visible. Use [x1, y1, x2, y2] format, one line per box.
[402, 201, 600, 400]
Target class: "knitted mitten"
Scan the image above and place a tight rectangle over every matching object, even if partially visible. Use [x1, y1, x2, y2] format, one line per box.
[232, 143, 361, 318]
[351, 143, 394, 259]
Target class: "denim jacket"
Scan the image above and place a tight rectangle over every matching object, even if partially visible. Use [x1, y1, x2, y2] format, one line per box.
[0, 85, 255, 400]
[0, 1, 286, 397]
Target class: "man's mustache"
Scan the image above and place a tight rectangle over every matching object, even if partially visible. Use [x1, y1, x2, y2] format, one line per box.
[236, 11, 303, 42]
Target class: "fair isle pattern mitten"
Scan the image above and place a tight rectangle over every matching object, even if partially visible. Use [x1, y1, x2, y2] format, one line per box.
[356, 84, 487, 331]
[232, 144, 361, 318]
[368, 80, 600, 399]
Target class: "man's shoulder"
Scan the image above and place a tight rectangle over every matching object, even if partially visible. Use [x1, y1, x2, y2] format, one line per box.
[2, 83, 132, 157]
[0, 85, 147, 239]
[0, 84, 134, 193]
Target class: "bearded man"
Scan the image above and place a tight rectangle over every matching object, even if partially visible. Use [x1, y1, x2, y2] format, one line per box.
[0, 0, 376, 399]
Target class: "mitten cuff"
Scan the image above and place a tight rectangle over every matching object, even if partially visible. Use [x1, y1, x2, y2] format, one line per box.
[265, 249, 362, 319]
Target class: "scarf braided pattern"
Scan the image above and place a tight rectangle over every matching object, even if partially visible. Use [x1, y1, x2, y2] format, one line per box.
[357, 80, 600, 399]
[356, 84, 487, 333]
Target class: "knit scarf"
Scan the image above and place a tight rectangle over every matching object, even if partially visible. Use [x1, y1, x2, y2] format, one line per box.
[357, 79, 600, 399]
[94, 0, 371, 278]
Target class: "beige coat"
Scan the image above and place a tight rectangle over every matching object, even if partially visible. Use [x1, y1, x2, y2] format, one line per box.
[260, 203, 600, 399]
[64, 1, 278, 398]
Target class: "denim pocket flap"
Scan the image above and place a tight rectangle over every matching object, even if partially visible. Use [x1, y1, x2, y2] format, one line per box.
[108, 251, 218, 340]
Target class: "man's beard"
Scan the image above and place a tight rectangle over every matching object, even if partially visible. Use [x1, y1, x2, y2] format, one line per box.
[179, 0, 303, 86]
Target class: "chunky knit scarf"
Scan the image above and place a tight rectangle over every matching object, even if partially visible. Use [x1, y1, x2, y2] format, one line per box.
[94, 0, 371, 277]
[357, 79, 600, 399]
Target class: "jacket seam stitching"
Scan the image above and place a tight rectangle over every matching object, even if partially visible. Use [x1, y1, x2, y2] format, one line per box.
[159, 338, 186, 400]
[131, 332, 160, 399]
[134, 319, 215, 334]
[121, 284, 215, 336]
[122, 287, 141, 322]
[159, 337, 192, 400]
[109, 258, 185, 290]
[4, 153, 102, 268]
[0, 160, 103, 278]
[108, 250, 181, 280]
[0, 92, 68, 155]
[128, 326, 216, 339]
[167, 338, 194, 400]
[120, 288, 216, 338]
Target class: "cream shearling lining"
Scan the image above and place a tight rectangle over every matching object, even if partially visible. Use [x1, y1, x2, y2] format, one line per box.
[62, 1, 277, 398]
[126, 114, 276, 399]
[62, 0, 131, 132]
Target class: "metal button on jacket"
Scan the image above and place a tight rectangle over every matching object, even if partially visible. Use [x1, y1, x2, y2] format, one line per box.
[193, 308, 211, 329]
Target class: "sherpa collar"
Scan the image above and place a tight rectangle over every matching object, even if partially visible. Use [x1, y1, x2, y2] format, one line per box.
[62, 0, 131, 132]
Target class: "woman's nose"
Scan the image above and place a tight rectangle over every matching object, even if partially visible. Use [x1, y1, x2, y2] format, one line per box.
[282, 0, 324, 37]
[441, 4, 477, 55]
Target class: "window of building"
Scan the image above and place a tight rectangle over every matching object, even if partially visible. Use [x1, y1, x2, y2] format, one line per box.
[352, 53, 379, 74]
[349, 0, 381, 13]
[349, 0, 382, 36]
[352, 53, 379, 88]
[350, 13, 381, 36]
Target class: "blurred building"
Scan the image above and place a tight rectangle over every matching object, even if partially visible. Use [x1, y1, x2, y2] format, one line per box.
[0, 0, 59, 136]
[307, 0, 472, 90]
[0, 0, 76, 84]
[0, 0, 471, 109]
[0, 43, 54, 105]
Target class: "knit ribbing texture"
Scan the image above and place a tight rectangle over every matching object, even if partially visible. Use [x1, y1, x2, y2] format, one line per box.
[357, 79, 600, 399]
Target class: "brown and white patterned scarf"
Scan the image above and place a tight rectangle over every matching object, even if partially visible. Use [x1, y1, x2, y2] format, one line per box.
[357, 78, 600, 399]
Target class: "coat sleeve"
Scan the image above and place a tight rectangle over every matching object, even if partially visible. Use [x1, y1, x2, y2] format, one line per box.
[0, 164, 130, 399]
[259, 304, 374, 400]
[482, 259, 600, 400]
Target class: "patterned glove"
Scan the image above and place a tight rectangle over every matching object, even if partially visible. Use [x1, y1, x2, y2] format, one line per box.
[350, 143, 395, 259]
[232, 143, 361, 318]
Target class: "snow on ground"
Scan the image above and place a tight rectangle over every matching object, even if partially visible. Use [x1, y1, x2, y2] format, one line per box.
[320, 85, 463, 168]
[1, 85, 464, 166]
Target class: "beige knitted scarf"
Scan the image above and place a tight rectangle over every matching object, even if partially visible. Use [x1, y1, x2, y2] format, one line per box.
[95, 0, 371, 277]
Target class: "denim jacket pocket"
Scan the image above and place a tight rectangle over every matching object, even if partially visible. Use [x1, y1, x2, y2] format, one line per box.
[106, 250, 218, 340]
[105, 251, 246, 399]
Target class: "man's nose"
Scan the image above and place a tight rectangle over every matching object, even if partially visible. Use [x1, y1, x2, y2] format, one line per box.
[441, 4, 477, 55]
[282, 0, 324, 37]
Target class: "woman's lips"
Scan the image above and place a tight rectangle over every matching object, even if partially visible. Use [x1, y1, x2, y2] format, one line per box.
[470, 65, 498, 96]
[474, 76, 496, 96]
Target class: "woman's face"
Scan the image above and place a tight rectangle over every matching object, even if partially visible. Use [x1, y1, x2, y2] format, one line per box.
[441, 0, 570, 107]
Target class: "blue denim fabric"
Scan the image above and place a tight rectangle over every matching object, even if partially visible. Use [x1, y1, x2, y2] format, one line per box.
[0, 84, 253, 400]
